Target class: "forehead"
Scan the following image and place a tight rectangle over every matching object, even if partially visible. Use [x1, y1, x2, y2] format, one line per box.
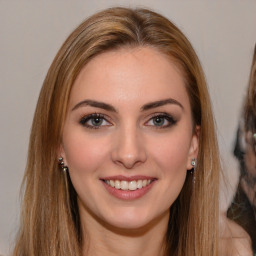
[69, 47, 190, 110]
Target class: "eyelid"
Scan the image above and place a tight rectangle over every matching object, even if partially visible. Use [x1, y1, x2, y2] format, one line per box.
[79, 113, 113, 129]
[144, 112, 177, 128]
[78, 112, 177, 129]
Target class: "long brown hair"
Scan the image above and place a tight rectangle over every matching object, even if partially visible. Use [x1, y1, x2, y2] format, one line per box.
[13, 7, 220, 256]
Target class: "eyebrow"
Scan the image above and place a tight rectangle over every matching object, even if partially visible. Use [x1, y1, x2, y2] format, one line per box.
[141, 98, 184, 111]
[72, 100, 117, 112]
[71, 98, 183, 112]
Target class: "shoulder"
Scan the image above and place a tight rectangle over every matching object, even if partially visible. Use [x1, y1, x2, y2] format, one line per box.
[220, 215, 253, 256]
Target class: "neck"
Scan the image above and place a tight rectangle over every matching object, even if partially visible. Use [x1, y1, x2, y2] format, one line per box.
[80, 207, 169, 256]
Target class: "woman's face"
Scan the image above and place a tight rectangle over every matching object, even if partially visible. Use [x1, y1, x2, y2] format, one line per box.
[60, 47, 199, 230]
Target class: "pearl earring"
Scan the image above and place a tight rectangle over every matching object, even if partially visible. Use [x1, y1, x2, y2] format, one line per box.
[191, 158, 196, 168]
[58, 157, 68, 172]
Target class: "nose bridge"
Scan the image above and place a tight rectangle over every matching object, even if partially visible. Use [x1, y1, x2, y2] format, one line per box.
[112, 122, 147, 169]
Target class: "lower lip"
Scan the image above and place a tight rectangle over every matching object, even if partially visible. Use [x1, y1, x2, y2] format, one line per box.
[101, 180, 155, 200]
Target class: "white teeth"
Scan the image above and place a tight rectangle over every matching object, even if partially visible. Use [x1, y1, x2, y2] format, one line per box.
[137, 180, 142, 189]
[121, 181, 128, 190]
[142, 180, 147, 187]
[105, 179, 153, 191]
[128, 181, 137, 191]
[115, 180, 121, 189]
[110, 180, 115, 187]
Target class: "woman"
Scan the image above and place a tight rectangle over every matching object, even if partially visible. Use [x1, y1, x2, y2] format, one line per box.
[13, 7, 220, 256]
[228, 44, 256, 254]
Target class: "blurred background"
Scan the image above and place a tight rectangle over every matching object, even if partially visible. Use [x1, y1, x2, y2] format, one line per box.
[1, 1, 256, 255]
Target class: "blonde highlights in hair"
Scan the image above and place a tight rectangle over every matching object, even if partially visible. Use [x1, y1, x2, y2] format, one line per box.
[13, 7, 220, 256]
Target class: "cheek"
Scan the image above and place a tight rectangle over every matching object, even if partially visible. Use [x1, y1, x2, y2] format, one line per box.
[153, 134, 191, 203]
[149, 132, 191, 175]
[63, 131, 110, 174]
[146, 135, 190, 210]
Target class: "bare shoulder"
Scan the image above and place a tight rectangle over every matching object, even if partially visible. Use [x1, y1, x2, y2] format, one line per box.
[219, 215, 253, 256]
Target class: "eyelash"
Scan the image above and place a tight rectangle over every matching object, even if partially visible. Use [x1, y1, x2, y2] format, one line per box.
[145, 113, 177, 128]
[79, 112, 177, 129]
[79, 113, 111, 129]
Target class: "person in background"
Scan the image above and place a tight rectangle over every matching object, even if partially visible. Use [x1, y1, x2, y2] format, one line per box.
[228, 43, 256, 254]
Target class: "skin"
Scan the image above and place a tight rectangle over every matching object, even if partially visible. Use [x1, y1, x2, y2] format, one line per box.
[220, 213, 253, 256]
[60, 47, 199, 256]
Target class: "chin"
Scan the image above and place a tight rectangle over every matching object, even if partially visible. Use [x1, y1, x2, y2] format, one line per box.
[99, 207, 169, 233]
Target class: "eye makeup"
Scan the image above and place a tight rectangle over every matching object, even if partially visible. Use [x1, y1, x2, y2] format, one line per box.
[145, 112, 177, 129]
[79, 113, 112, 129]
[78, 111, 178, 131]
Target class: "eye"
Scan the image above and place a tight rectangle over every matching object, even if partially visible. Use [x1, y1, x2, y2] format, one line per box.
[145, 113, 177, 128]
[79, 113, 111, 129]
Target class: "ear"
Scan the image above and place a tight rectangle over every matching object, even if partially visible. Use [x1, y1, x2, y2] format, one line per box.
[186, 125, 200, 170]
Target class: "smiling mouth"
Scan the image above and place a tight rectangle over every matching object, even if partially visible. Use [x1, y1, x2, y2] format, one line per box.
[102, 179, 155, 191]
[100, 176, 157, 200]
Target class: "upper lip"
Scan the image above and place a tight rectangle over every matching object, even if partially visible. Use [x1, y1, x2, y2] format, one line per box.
[100, 175, 157, 181]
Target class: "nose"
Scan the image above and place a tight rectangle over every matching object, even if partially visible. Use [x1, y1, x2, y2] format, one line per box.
[111, 126, 147, 169]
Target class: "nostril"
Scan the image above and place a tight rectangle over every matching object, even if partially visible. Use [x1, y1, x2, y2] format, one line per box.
[113, 153, 147, 169]
[115, 159, 140, 169]
[111, 130, 147, 168]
